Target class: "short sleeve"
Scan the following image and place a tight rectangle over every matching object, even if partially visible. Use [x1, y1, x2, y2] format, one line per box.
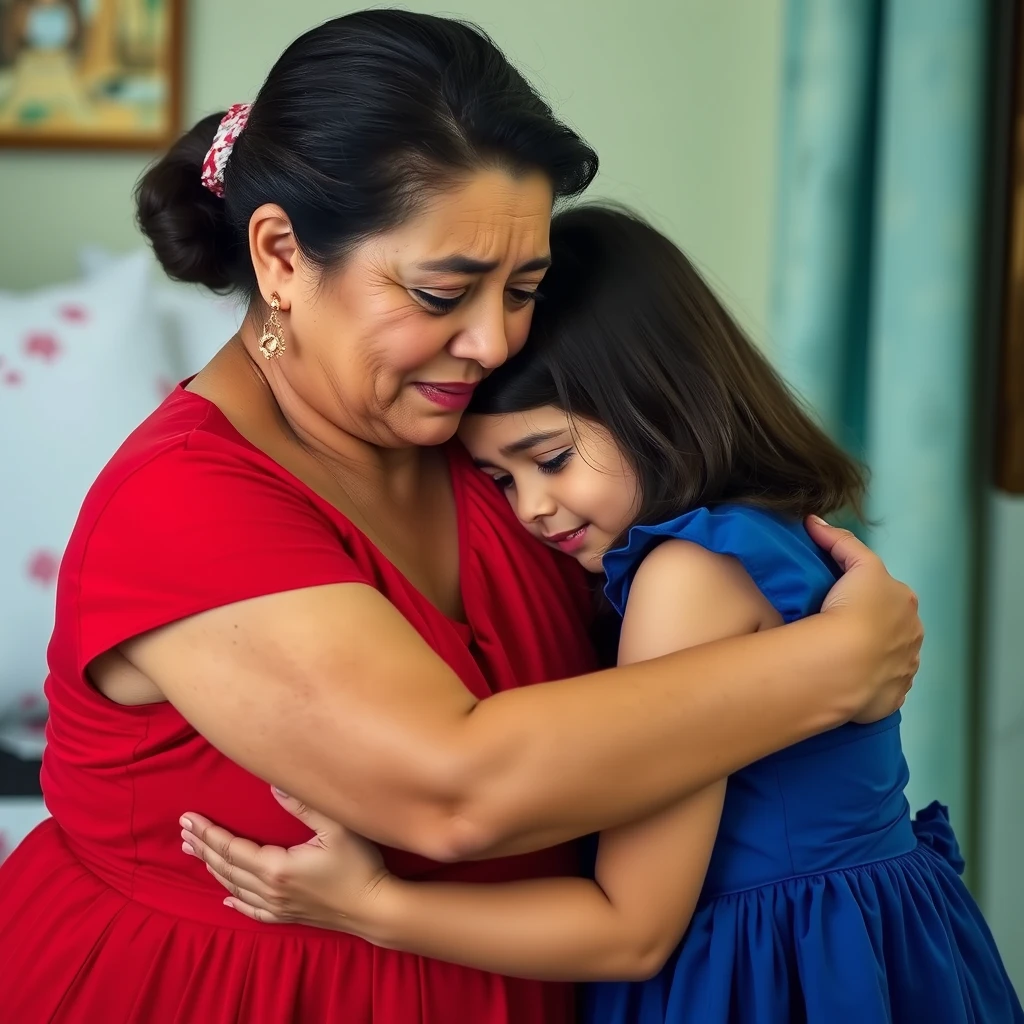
[602, 504, 840, 623]
[73, 440, 372, 671]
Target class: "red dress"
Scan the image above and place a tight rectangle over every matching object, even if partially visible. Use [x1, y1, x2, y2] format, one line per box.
[0, 387, 597, 1023]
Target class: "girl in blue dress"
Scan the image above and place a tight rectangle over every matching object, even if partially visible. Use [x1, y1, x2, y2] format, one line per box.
[187, 204, 1022, 1023]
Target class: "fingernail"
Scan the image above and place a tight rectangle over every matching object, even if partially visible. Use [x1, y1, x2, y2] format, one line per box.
[181, 842, 194, 857]
[272, 787, 290, 799]
[810, 515, 830, 527]
[179, 816, 192, 830]
[223, 898, 234, 908]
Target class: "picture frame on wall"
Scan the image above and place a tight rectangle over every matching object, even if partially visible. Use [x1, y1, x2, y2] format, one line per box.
[0, 0, 183, 151]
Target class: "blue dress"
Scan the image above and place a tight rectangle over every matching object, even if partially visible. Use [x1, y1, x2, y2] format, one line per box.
[587, 505, 1022, 1024]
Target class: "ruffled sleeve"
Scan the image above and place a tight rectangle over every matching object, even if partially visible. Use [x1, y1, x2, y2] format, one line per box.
[602, 504, 839, 622]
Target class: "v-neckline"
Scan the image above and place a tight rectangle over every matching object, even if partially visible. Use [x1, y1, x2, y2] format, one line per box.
[179, 385, 474, 643]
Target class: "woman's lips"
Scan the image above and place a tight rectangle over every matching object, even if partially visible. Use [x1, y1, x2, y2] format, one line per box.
[413, 382, 478, 410]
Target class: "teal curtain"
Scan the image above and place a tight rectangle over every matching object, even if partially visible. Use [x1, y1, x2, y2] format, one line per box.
[770, 0, 987, 835]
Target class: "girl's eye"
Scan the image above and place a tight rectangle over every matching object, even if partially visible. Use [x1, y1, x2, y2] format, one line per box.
[413, 290, 463, 314]
[490, 473, 514, 491]
[538, 449, 573, 474]
[506, 288, 539, 309]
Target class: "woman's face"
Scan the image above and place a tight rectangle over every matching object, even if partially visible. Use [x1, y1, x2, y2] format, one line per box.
[459, 406, 640, 574]
[270, 169, 554, 449]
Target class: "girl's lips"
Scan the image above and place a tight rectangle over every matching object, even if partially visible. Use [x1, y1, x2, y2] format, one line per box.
[545, 525, 589, 554]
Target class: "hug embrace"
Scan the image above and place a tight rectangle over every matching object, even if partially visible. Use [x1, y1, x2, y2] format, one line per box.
[0, 10, 1018, 1024]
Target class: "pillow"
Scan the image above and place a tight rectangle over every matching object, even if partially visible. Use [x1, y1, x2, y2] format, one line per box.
[0, 252, 177, 739]
[79, 246, 245, 376]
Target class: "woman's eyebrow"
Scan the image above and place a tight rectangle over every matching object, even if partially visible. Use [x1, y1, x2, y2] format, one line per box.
[415, 255, 552, 275]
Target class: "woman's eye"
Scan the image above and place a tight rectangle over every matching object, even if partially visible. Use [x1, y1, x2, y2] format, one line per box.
[491, 474, 514, 490]
[538, 449, 573, 474]
[506, 288, 539, 308]
[413, 290, 463, 314]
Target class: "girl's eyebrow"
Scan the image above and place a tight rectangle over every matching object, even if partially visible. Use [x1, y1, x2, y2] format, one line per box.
[500, 430, 570, 456]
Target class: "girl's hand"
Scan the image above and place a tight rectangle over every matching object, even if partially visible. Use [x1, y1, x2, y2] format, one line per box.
[805, 517, 923, 724]
[180, 788, 390, 933]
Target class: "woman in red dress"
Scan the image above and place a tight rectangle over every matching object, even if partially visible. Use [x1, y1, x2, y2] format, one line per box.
[0, 11, 921, 1023]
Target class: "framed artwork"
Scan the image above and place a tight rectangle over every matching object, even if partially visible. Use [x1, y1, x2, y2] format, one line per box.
[0, 0, 183, 150]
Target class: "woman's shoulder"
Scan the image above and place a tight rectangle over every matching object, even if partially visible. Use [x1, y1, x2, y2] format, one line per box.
[603, 504, 839, 623]
[88, 385, 285, 493]
[78, 386, 366, 551]
[55, 388, 379, 685]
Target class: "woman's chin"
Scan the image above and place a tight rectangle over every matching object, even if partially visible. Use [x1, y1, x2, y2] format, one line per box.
[405, 415, 463, 448]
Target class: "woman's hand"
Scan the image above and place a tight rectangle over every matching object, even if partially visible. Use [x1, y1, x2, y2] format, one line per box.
[180, 788, 391, 933]
[804, 517, 923, 724]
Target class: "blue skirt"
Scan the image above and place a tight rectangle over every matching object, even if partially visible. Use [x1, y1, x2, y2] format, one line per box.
[585, 804, 1022, 1024]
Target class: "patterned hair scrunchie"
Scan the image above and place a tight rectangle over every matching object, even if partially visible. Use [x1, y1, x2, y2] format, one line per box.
[200, 103, 252, 199]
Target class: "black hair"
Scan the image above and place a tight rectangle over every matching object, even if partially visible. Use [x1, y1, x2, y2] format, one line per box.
[469, 204, 867, 533]
[136, 9, 597, 295]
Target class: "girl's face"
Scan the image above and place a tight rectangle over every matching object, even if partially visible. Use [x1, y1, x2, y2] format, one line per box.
[459, 406, 639, 573]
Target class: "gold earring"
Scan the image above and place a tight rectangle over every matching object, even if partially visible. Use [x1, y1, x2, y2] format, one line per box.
[259, 294, 286, 360]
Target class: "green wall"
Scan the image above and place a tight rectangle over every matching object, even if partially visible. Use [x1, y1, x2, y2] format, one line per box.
[0, 0, 783, 340]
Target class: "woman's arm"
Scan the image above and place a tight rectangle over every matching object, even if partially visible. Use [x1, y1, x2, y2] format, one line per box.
[185, 541, 760, 975]
[330, 542, 744, 978]
[134, 520, 919, 862]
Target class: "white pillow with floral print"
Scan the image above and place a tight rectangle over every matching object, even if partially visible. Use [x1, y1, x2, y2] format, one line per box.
[79, 246, 245, 376]
[0, 252, 175, 735]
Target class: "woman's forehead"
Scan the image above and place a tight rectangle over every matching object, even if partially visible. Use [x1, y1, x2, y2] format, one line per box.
[385, 169, 554, 271]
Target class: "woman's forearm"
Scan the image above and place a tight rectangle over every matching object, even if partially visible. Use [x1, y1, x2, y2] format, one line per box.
[450, 613, 864, 859]
[177, 525, 917, 884]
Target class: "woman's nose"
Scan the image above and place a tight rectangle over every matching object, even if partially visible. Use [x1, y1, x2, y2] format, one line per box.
[449, 302, 510, 369]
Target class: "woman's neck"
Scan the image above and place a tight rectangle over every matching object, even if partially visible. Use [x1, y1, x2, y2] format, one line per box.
[196, 335, 433, 508]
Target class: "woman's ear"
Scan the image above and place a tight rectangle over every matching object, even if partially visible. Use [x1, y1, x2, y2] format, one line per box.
[249, 203, 299, 310]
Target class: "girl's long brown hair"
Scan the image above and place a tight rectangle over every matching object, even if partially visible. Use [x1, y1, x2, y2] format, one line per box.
[470, 204, 866, 531]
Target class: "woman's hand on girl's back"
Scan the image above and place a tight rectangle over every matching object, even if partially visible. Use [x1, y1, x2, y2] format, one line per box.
[804, 517, 922, 724]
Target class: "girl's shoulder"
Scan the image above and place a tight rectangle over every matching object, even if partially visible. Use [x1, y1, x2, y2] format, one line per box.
[602, 504, 840, 624]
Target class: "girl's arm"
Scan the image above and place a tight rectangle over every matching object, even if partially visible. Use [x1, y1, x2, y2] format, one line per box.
[186, 541, 772, 982]
[368, 783, 726, 981]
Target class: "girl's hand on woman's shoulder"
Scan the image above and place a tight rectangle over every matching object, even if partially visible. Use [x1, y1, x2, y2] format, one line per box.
[805, 517, 923, 725]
